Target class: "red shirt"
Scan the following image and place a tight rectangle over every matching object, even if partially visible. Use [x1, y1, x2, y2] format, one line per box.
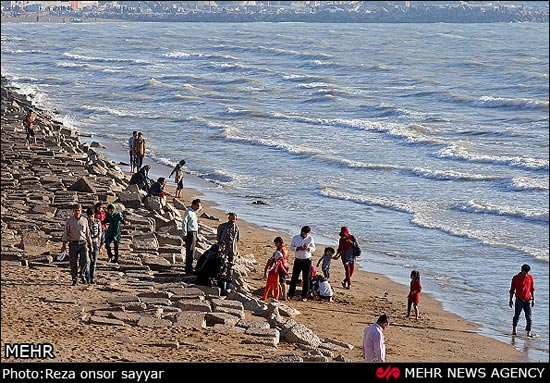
[408, 280, 422, 303]
[95, 211, 107, 229]
[510, 273, 535, 301]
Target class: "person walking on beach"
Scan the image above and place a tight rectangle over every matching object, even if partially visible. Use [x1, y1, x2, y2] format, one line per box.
[93, 201, 107, 256]
[23, 110, 36, 145]
[169, 159, 186, 198]
[217, 212, 240, 270]
[85, 208, 102, 284]
[60, 203, 92, 286]
[407, 270, 422, 319]
[133, 131, 146, 171]
[333, 226, 357, 289]
[316, 246, 335, 280]
[363, 314, 389, 362]
[129, 131, 137, 172]
[103, 203, 125, 264]
[509, 264, 536, 337]
[182, 198, 202, 273]
[288, 226, 316, 301]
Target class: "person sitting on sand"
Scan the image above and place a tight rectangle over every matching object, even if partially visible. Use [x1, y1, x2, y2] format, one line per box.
[311, 273, 334, 302]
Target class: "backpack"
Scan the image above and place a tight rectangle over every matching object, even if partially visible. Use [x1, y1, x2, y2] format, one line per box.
[352, 238, 361, 258]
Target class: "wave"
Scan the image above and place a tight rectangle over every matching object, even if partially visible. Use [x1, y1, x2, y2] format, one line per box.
[508, 177, 549, 191]
[362, 63, 393, 72]
[281, 73, 324, 83]
[163, 51, 237, 61]
[3, 48, 49, 55]
[62, 52, 150, 65]
[204, 61, 251, 71]
[320, 186, 548, 261]
[174, 94, 202, 101]
[437, 143, 549, 171]
[257, 45, 333, 61]
[300, 60, 339, 69]
[55, 61, 124, 73]
[470, 95, 549, 111]
[218, 124, 495, 183]
[222, 108, 444, 145]
[454, 199, 549, 223]
[407, 168, 502, 182]
[129, 78, 176, 91]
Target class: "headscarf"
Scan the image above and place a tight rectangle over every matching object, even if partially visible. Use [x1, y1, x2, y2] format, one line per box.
[340, 226, 352, 239]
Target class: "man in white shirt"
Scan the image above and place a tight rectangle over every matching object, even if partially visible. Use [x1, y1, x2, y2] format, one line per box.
[182, 198, 202, 273]
[363, 314, 389, 362]
[288, 225, 316, 301]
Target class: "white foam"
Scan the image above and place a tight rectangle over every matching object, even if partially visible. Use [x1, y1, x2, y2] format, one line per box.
[456, 199, 549, 223]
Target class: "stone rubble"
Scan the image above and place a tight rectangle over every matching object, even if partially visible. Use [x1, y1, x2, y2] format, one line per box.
[1, 77, 354, 361]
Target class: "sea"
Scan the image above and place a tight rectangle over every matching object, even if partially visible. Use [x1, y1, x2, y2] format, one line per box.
[1, 21, 548, 362]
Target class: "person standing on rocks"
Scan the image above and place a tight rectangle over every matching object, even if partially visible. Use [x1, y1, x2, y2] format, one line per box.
[129, 131, 137, 173]
[23, 110, 36, 145]
[133, 131, 146, 171]
[169, 159, 186, 199]
[216, 212, 240, 271]
[103, 203, 125, 264]
[182, 198, 202, 273]
[85, 207, 102, 284]
[93, 201, 107, 256]
[60, 203, 92, 285]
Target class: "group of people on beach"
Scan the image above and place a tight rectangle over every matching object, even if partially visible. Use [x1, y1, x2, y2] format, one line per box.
[58, 125, 537, 362]
[60, 202, 124, 285]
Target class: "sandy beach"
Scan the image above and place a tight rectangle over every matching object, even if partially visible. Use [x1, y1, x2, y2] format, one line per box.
[0, 78, 528, 364]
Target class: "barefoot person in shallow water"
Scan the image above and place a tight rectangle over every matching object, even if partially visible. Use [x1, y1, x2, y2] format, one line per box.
[509, 264, 536, 337]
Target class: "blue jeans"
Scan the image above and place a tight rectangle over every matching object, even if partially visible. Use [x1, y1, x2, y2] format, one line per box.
[86, 243, 99, 282]
[513, 298, 532, 332]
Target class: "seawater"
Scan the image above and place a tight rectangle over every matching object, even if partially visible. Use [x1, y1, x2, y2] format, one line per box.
[1, 22, 548, 362]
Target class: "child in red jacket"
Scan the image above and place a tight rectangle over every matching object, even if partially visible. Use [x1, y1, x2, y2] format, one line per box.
[263, 250, 288, 301]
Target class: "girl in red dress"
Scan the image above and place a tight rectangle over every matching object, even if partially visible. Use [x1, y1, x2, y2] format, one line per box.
[407, 270, 422, 319]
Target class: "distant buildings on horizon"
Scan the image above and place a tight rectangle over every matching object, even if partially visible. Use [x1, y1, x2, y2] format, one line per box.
[1, 1, 548, 23]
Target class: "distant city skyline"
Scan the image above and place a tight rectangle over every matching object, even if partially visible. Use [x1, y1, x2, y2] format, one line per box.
[1, 1, 548, 23]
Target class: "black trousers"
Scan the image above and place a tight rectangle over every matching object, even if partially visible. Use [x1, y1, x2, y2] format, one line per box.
[288, 258, 312, 299]
[185, 231, 197, 273]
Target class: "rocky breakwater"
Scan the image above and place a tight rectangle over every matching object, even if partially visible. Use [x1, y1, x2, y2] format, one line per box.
[0, 77, 353, 361]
